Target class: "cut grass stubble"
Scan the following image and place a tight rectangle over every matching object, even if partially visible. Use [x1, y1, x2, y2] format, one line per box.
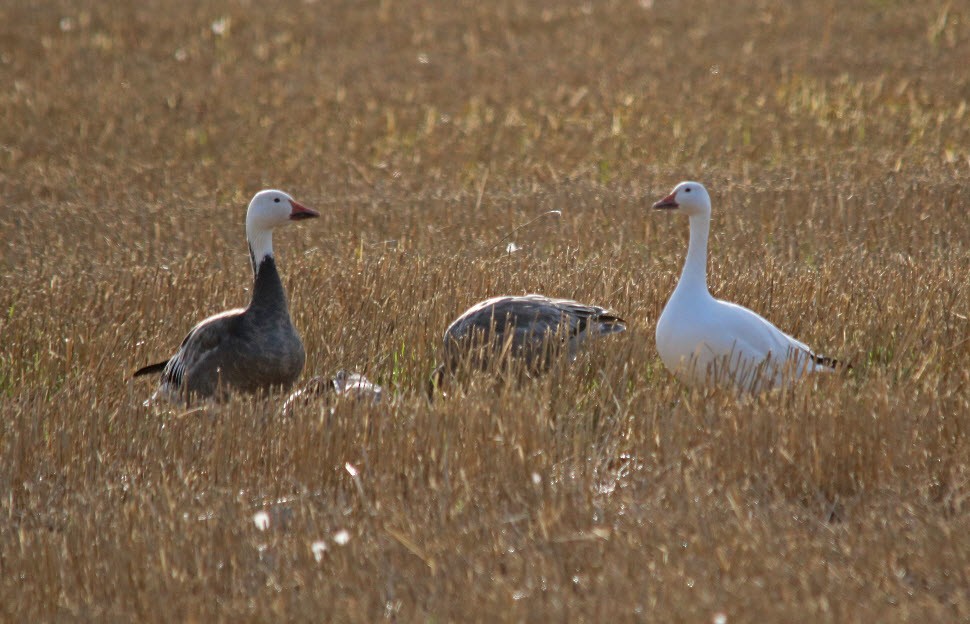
[1, 0, 969, 620]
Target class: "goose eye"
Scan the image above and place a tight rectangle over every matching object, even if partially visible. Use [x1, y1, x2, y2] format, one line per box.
[685, 188, 692, 193]
[274, 197, 281, 203]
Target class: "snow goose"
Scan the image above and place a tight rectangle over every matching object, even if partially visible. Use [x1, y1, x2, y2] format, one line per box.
[430, 294, 627, 392]
[281, 370, 384, 416]
[133, 189, 319, 403]
[652, 181, 842, 392]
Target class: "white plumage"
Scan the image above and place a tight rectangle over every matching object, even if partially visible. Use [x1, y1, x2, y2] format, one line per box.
[653, 181, 840, 392]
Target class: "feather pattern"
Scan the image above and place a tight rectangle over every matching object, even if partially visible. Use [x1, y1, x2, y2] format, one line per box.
[438, 294, 626, 378]
[133, 190, 316, 403]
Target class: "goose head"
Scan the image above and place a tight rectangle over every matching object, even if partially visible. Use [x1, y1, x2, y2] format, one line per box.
[246, 189, 319, 234]
[652, 181, 711, 218]
[245, 189, 319, 267]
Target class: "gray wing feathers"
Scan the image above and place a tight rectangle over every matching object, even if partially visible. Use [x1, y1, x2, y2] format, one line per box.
[152, 307, 305, 401]
[442, 294, 626, 371]
[158, 310, 240, 399]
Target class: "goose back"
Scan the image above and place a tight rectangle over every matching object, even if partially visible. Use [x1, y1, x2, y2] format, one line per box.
[441, 294, 626, 375]
[280, 370, 384, 416]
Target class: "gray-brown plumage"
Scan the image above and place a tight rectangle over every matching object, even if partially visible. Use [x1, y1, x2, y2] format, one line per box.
[430, 294, 627, 392]
[133, 190, 318, 403]
[280, 370, 384, 416]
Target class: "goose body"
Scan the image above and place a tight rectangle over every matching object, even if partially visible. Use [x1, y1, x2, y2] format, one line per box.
[653, 181, 839, 392]
[134, 190, 318, 403]
[432, 294, 626, 388]
[281, 370, 384, 416]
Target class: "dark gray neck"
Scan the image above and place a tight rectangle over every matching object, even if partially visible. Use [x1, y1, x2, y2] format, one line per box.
[248, 248, 289, 316]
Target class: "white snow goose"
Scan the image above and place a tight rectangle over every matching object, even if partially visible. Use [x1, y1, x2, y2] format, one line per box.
[652, 181, 844, 392]
[133, 189, 319, 403]
[430, 294, 627, 392]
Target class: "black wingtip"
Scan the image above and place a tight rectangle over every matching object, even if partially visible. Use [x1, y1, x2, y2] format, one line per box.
[813, 353, 851, 371]
[132, 360, 168, 378]
[599, 315, 628, 333]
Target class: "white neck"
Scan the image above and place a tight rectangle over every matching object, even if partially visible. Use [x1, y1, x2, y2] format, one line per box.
[675, 213, 711, 297]
[246, 223, 274, 272]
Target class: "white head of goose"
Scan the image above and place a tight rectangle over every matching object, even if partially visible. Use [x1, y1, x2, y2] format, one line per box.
[134, 189, 319, 403]
[652, 181, 845, 392]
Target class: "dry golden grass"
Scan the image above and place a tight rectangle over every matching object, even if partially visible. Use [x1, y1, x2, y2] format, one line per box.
[2, 0, 969, 620]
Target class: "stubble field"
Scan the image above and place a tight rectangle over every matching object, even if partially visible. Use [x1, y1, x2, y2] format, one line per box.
[1, 0, 969, 620]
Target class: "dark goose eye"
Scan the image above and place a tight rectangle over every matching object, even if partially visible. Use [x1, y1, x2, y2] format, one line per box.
[274, 197, 281, 203]
[685, 188, 692, 193]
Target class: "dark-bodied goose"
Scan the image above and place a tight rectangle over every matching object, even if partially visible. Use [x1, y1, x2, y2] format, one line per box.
[133, 189, 319, 403]
[652, 181, 844, 392]
[430, 294, 627, 391]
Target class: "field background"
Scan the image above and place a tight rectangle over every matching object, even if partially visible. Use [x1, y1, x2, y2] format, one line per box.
[2, 0, 969, 620]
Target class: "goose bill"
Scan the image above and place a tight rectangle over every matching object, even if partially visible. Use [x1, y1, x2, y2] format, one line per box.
[652, 192, 679, 209]
[289, 199, 320, 220]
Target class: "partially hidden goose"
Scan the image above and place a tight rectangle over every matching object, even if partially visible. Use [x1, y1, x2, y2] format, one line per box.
[281, 370, 384, 416]
[430, 294, 627, 392]
[133, 189, 319, 403]
[652, 181, 843, 392]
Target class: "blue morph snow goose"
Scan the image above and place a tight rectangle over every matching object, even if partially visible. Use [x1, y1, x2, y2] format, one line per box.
[134, 189, 319, 403]
[430, 294, 627, 392]
[652, 181, 843, 392]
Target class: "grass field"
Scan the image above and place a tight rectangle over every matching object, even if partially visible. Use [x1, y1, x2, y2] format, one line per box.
[2, 0, 969, 620]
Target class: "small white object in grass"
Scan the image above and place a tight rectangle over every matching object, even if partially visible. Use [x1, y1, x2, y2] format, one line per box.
[506, 242, 520, 254]
[333, 529, 351, 545]
[531, 472, 541, 485]
[60, 17, 75, 32]
[713, 613, 727, 624]
[417, 53, 429, 64]
[311, 540, 327, 562]
[345, 462, 358, 477]
[253, 511, 270, 531]
[211, 16, 230, 37]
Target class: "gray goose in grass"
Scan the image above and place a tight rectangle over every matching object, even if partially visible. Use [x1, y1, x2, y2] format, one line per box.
[430, 294, 627, 392]
[133, 189, 319, 403]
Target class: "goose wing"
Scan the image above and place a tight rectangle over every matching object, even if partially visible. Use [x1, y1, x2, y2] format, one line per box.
[714, 300, 833, 370]
[280, 370, 383, 416]
[157, 308, 246, 396]
[443, 294, 626, 364]
[533, 296, 627, 339]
